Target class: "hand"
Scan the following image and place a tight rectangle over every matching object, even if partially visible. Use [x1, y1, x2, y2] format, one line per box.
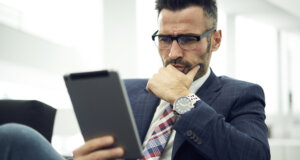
[146, 65, 200, 104]
[73, 136, 124, 160]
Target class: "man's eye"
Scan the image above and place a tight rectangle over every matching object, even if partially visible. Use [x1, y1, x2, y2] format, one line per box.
[158, 37, 171, 43]
[179, 37, 197, 44]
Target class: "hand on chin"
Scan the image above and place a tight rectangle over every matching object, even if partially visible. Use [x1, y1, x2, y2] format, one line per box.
[146, 64, 200, 104]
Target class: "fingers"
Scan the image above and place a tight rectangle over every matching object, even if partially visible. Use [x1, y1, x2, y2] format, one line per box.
[79, 147, 124, 160]
[146, 85, 154, 96]
[186, 65, 200, 80]
[73, 136, 124, 160]
[166, 64, 182, 73]
[73, 136, 114, 157]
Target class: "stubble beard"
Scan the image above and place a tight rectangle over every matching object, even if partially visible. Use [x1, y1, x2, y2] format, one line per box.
[163, 39, 212, 81]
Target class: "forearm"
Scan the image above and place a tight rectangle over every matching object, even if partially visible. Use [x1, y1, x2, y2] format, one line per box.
[173, 100, 270, 160]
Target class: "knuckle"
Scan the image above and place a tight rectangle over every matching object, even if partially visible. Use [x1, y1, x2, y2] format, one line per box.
[159, 67, 165, 72]
[73, 147, 85, 158]
[151, 73, 158, 80]
[72, 150, 79, 157]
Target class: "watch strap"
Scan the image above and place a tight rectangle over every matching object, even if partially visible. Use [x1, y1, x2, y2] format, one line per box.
[186, 94, 200, 105]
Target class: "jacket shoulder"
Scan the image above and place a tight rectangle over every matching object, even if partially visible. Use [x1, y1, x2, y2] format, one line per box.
[219, 76, 263, 90]
[217, 76, 265, 104]
[123, 79, 149, 93]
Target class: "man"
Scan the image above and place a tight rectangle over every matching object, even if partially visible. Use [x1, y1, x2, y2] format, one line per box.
[0, 0, 270, 159]
[72, 0, 270, 159]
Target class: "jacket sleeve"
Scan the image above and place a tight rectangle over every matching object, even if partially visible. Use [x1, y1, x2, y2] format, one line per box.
[173, 84, 270, 160]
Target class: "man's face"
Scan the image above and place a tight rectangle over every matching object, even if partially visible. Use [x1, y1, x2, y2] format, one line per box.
[157, 6, 218, 80]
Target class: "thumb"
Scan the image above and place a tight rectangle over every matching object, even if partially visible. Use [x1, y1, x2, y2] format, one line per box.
[186, 65, 200, 80]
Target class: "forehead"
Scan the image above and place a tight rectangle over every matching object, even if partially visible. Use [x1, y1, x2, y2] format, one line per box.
[158, 6, 207, 35]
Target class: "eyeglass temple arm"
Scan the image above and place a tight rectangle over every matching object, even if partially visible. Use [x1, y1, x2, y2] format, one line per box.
[152, 30, 159, 41]
[199, 28, 216, 40]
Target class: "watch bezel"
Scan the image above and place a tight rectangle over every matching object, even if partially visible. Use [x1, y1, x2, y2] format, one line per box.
[174, 96, 194, 115]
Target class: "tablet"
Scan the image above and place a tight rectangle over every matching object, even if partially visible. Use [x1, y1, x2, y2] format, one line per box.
[64, 70, 143, 159]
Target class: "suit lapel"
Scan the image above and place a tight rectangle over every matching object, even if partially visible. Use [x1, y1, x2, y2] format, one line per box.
[172, 69, 222, 159]
[195, 69, 222, 105]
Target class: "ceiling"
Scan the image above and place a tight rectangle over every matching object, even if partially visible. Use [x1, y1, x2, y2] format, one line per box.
[219, 0, 300, 31]
[1, 0, 299, 32]
[267, 0, 300, 19]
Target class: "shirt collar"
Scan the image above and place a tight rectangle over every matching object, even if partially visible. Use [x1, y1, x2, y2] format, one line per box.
[189, 68, 211, 93]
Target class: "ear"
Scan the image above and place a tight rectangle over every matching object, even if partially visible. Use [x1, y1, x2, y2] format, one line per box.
[211, 30, 222, 52]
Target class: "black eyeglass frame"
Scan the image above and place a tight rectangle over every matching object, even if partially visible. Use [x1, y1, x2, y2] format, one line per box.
[151, 28, 216, 46]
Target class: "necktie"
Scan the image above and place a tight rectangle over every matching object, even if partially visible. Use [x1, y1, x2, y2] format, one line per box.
[140, 105, 176, 160]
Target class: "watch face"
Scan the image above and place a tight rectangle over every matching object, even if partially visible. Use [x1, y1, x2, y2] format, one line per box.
[174, 97, 193, 114]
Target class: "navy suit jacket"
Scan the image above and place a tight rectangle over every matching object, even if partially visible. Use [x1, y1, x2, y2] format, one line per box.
[124, 70, 270, 160]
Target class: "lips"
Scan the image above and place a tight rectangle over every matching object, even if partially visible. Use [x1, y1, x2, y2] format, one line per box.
[173, 65, 185, 72]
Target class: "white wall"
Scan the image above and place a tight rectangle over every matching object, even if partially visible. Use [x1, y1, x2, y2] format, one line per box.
[102, 0, 138, 78]
[0, 23, 83, 74]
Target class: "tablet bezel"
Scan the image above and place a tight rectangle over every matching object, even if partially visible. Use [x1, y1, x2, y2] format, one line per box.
[64, 70, 143, 159]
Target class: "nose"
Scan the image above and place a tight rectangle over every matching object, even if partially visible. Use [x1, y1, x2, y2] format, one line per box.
[168, 40, 183, 60]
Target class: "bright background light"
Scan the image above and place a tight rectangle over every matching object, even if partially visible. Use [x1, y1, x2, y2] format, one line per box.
[1, 0, 300, 159]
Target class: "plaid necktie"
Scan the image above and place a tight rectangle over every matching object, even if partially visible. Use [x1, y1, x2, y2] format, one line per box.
[140, 105, 176, 160]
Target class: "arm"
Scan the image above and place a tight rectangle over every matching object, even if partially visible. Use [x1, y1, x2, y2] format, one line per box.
[147, 65, 269, 159]
[174, 84, 270, 160]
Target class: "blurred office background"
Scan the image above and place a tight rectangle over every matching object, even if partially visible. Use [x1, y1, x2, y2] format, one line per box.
[0, 0, 299, 159]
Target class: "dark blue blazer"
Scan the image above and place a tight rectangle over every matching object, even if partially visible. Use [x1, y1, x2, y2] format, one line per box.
[124, 70, 270, 160]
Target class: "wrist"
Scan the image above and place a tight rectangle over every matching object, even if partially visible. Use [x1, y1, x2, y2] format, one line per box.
[173, 93, 200, 115]
[170, 90, 192, 105]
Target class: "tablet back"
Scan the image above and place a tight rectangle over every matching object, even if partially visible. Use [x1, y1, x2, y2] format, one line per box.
[64, 70, 143, 159]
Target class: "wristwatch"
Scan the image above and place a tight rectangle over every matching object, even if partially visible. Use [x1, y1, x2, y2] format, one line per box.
[173, 94, 200, 115]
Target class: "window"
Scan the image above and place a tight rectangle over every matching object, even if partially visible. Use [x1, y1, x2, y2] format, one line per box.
[235, 16, 279, 115]
[285, 32, 300, 114]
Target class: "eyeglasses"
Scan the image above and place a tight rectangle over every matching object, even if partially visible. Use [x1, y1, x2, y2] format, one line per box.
[151, 28, 216, 50]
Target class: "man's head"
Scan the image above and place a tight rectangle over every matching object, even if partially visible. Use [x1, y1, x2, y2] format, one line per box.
[155, 0, 218, 29]
[154, 0, 222, 80]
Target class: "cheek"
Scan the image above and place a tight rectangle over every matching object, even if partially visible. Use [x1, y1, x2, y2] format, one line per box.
[189, 43, 210, 61]
[184, 51, 210, 69]
[186, 54, 201, 65]
[159, 50, 169, 61]
[196, 43, 208, 55]
[186, 48, 206, 62]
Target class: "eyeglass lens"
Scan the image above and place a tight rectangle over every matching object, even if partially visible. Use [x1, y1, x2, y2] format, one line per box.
[154, 36, 199, 50]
